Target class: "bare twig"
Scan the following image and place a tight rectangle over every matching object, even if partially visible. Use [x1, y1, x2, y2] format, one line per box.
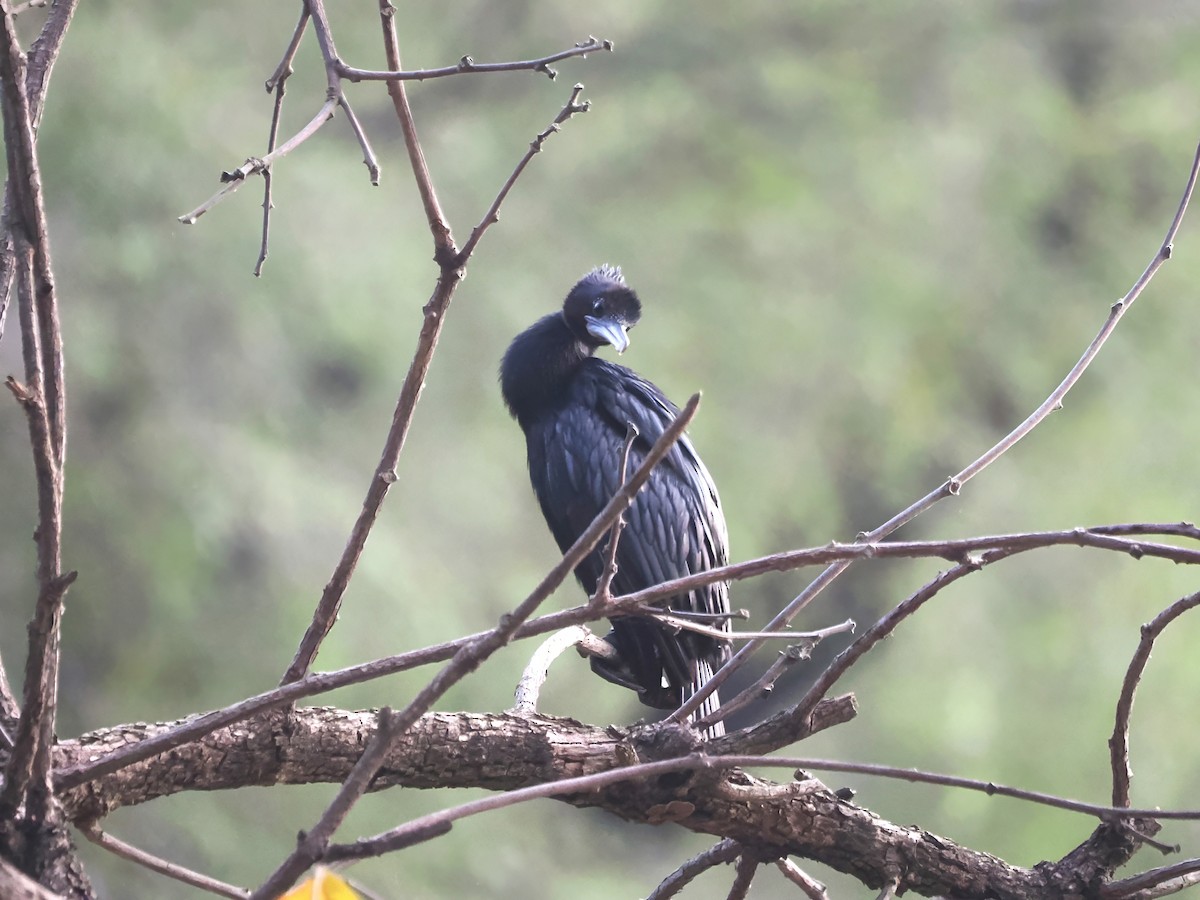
[701, 625, 852, 727]
[646, 839, 741, 900]
[672, 143, 1200, 725]
[877, 877, 900, 900]
[727, 853, 759, 900]
[1109, 591, 1200, 807]
[325, 753, 715, 861]
[250, 708, 402, 900]
[1102, 858, 1200, 899]
[511, 625, 593, 714]
[455, 83, 590, 265]
[338, 94, 380, 185]
[337, 36, 612, 84]
[612, 526, 1200, 619]
[275, 2, 461, 687]
[378, 0, 451, 252]
[595, 423, 638, 602]
[80, 823, 249, 900]
[773, 554, 997, 745]
[253, 6, 310, 276]
[253, 70, 288, 277]
[775, 858, 829, 899]
[178, 96, 338, 225]
[265, 7, 309, 93]
[646, 611, 853, 645]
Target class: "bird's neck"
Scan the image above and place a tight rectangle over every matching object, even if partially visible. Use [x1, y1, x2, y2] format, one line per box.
[501, 312, 592, 426]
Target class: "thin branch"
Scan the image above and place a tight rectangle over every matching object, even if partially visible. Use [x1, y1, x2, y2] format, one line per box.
[250, 708, 402, 900]
[178, 96, 338, 225]
[768, 554, 999, 747]
[79, 823, 249, 900]
[774, 858, 829, 900]
[253, 69, 288, 277]
[645, 610, 853, 644]
[55, 522, 1199, 788]
[337, 36, 612, 83]
[646, 839, 741, 900]
[377, 0, 452, 254]
[511, 625, 593, 714]
[727, 853, 759, 900]
[454, 82, 590, 265]
[594, 422, 638, 602]
[876, 877, 900, 900]
[338, 94, 380, 185]
[671, 143, 1200, 724]
[275, 3, 461, 687]
[1102, 858, 1200, 899]
[701, 628, 846, 728]
[324, 753, 715, 861]
[612, 526, 1200, 619]
[1109, 591, 1200, 807]
[265, 7, 309, 93]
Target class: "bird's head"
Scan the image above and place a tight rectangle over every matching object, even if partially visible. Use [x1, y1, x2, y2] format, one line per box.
[562, 264, 642, 354]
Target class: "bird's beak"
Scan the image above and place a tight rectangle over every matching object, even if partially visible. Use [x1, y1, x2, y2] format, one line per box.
[584, 315, 631, 354]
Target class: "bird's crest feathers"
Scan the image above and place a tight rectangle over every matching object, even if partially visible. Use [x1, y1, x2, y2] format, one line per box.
[579, 264, 626, 291]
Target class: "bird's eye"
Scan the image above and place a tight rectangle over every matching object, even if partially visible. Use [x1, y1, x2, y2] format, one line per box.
[592, 299, 603, 313]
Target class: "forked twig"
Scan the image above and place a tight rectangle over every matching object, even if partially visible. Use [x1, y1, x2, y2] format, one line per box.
[80, 823, 249, 900]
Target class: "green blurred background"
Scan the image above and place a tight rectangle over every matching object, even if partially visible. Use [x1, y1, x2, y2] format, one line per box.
[2, 1, 1200, 897]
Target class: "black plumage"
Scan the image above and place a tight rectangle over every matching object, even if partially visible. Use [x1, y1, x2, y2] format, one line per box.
[500, 265, 731, 735]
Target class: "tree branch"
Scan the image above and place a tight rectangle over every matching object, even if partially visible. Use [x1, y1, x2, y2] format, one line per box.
[1109, 591, 1200, 807]
[672, 143, 1200, 724]
[337, 36, 612, 83]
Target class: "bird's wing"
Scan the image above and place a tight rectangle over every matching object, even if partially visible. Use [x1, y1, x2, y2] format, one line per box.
[585, 363, 733, 689]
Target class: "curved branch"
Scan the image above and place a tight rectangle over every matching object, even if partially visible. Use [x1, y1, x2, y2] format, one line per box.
[1109, 591, 1200, 806]
[673, 143, 1200, 724]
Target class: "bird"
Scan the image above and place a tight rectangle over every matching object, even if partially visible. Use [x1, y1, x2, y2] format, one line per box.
[500, 265, 731, 737]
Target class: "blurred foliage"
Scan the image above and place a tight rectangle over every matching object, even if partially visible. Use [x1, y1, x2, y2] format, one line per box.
[2, 1, 1200, 897]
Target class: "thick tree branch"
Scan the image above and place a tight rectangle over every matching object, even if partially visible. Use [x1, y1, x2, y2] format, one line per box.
[51, 708, 1196, 899]
[54, 522, 1199, 789]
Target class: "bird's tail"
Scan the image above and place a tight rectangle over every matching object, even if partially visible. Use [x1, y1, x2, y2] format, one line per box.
[684, 659, 725, 740]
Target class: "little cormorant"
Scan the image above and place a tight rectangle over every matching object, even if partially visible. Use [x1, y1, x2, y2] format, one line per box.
[500, 265, 731, 736]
